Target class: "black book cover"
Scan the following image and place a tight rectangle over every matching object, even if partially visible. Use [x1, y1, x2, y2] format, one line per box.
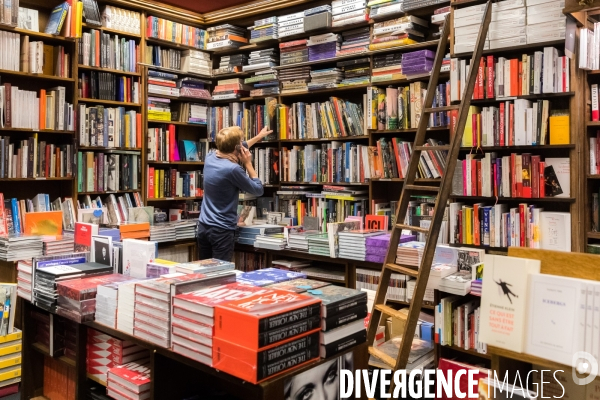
[256, 331, 320, 381]
[258, 315, 320, 347]
[322, 303, 368, 331]
[320, 329, 366, 359]
[544, 165, 564, 197]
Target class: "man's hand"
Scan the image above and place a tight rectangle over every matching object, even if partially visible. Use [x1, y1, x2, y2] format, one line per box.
[258, 126, 273, 139]
[238, 146, 253, 166]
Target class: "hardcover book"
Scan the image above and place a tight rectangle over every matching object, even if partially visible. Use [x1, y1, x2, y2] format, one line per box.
[236, 268, 307, 287]
[479, 254, 540, 353]
[304, 285, 367, 317]
[264, 278, 331, 293]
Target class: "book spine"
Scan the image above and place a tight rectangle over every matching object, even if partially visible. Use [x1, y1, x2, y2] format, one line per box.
[258, 303, 321, 332]
[320, 329, 367, 358]
[593, 84, 599, 122]
[257, 334, 320, 381]
[258, 315, 321, 348]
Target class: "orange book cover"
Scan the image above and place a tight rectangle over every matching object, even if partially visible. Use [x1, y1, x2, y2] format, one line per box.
[365, 215, 387, 231]
[214, 290, 321, 350]
[136, 113, 142, 147]
[119, 222, 150, 233]
[212, 329, 320, 384]
[39, 90, 46, 130]
[518, 61, 523, 95]
[24, 210, 63, 236]
[120, 232, 149, 239]
[509, 59, 518, 96]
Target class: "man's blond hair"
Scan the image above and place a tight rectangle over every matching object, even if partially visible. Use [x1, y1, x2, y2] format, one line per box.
[216, 126, 243, 154]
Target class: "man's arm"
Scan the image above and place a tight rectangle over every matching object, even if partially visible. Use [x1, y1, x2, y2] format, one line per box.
[231, 146, 264, 196]
[246, 126, 274, 148]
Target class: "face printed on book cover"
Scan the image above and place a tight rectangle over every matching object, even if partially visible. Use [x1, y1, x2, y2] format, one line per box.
[285, 358, 339, 400]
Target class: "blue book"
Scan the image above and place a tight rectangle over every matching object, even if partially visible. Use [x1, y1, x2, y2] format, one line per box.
[180, 140, 199, 161]
[483, 206, 492, 246]
[237, 268, 306, 287]
[44, 3, 69, 35]
[10, 199, 20, 234]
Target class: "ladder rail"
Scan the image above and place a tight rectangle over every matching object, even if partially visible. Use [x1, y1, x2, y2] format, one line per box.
[365, 13, 452, 347]
[393, 0, 493, 370]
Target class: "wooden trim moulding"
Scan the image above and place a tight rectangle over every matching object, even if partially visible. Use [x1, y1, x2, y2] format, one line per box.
[102, 0, 206, 25]
[201, 0, 317, 24]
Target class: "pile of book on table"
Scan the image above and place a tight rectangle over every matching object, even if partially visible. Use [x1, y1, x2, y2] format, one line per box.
[0, 235, 43, 262]
[338, 230, 387, 261]
[133, 270, 237, 347]
[107, 359, 151, 400]
[0, 329, 22, 392]
[95, 277, 142, 329]
[42, 236, 74, 256]
[237, 224, 283, 245]
[87, 328, 148, 385]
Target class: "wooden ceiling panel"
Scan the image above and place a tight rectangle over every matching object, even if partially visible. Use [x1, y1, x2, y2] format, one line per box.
[158, 0, 255, 14]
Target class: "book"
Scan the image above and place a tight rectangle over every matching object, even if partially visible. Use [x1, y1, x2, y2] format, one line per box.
[304, 285, 367, 317]
[45, 3, 69, 35]
[479, 254, 541, 353]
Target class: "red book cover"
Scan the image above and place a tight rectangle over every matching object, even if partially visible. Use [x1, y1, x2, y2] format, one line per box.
[509, 103, 515, 145]
[74, 222, 98, 252]
[476, 160, 482, 196]
[58, 274, 129, 300]
[436, 358, 489, 400]
[486, 55, 494, 99]
[147, 166, 154, 198]
[173, 283, 272, 318]
[531, 155, 540, 198]
[470, 158, 477, 196]
[365, 215, 388, 231]
[214, 290, 321, 350]
[473, 65, 479, 100]
[510, 154, 516, 197]
[510, 58, 519, 96]
[539, 161, 546, 196]
[279, 39, 308, 48]
[521, 153, 532, 198]
[519, 203, 526, 247]
[391, 139, 402, 178]
[107, 360, 151, 394]
[478, 58, 484, 99]
[473, 204, 480, 246]
[462, 160, 467, 195]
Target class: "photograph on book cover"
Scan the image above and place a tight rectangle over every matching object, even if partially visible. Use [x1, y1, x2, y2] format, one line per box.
[92, 235, 112, 267]
[284, 352, 353, 400]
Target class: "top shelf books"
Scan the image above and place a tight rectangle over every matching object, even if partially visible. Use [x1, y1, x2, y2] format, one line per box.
[146, 16, 208, 50]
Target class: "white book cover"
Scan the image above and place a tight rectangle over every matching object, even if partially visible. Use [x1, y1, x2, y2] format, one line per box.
[544, 157, 570, 197]
[479, 254, 541, 352]
[526, 274, 586, 369]
[539, 212, 571, 252]
[122, 239, 156, 278]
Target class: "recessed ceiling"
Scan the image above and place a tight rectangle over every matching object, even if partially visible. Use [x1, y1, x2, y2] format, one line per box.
[159, 0, 254, 15]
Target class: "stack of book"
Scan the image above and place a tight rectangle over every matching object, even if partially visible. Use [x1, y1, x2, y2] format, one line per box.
[87, 329, 148, 384]
[304, 5, 333, 32]
[369, 0, 404, 20]
[214, 54, 248, 75]
[133, 272, 236, 347]
[338, 27, 370, 57]
[254, 233, 287, 250]
[396, 241, 425, 266]
[95, 278, 141, 328]
[338, 57, 371, 86]
[212, 287, 321, 383]
[370, 15, 427, 50]
[174, 220, 197, 241]
[246, 69, 280, 97]
[212, 78, 251, 100]
[306, 286, 368, 358]
[279, 67, 311, 94]
[119, 223, 150, 241]
[356, 267, 410, 301]
[56, 274, 130, 323]
[243, 49, 279, 73]
[181, 50, 212, 76]
[278, 12, 305, 38]
[308, 233, 331, 256]
[16, 260, 32, 301]
[431, 6, 450, 37]
[178, 78, 211, 100]
[338, 230, 387, 261]
[148, 72, 179, 97]
[365, 233, 416, 263]
[34, 262, 113, 312]
[237, 224, 283, 245]
[288, 231, 317, 251]
[106, 360, 151, 400]
[370, 53, 404, 83]
[308, 68, 342, 90]
[307, 33, 340, 61]
[402, 49, 435, 76]
[145, 259, 179, 278]
[175, 258, 234, 275]
[526, 0, 566, 44]
[147, 96, 171, 121]
[0, 329, 21, 392]
[250, 16, 278, 43]
[170, 282, 262, 366]
[279, 39, 308, 65]
[332, 0, 369, 27]
[206, 24, 248, 51]
[116, 280, 142, 335]
[41, 236, 74, 256]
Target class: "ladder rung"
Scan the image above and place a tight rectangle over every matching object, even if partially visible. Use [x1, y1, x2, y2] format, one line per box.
[396, 223, 429, 234]
[424, 105, 459, 113]
[375, 304, 409, 321]
[386, 263, 419, 278]
[368, 346, 397, 368]
[414, 145, 451, 151]
[404, 184, 440, 192]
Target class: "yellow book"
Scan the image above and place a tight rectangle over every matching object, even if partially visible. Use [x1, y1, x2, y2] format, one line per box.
[0, 366, 20, 382]
[42, 45, 54, 76]
[0, 355, 20, 370]
[166, 21, 173, 41]
[75, 1, 83, 38]
[368, 38, 418, 51]
[279, 107, 287, 139]
[159, 169, 165, 198]
[124, 114, 131, 148]
[465, 207, 472, 244]
[0, 343, 21, 357]
[154, 170, 159, 198]
[476, 113, 481, 147]
[324, 194, 365, 201]
[0, 331, 21, 344]
[549, 115, 570, 144]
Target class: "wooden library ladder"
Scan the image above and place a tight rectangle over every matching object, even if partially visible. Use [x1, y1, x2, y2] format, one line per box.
[365, 0, 493, 376]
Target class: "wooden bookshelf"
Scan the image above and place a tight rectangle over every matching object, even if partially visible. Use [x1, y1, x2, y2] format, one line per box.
[77, 65, 141, 77]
